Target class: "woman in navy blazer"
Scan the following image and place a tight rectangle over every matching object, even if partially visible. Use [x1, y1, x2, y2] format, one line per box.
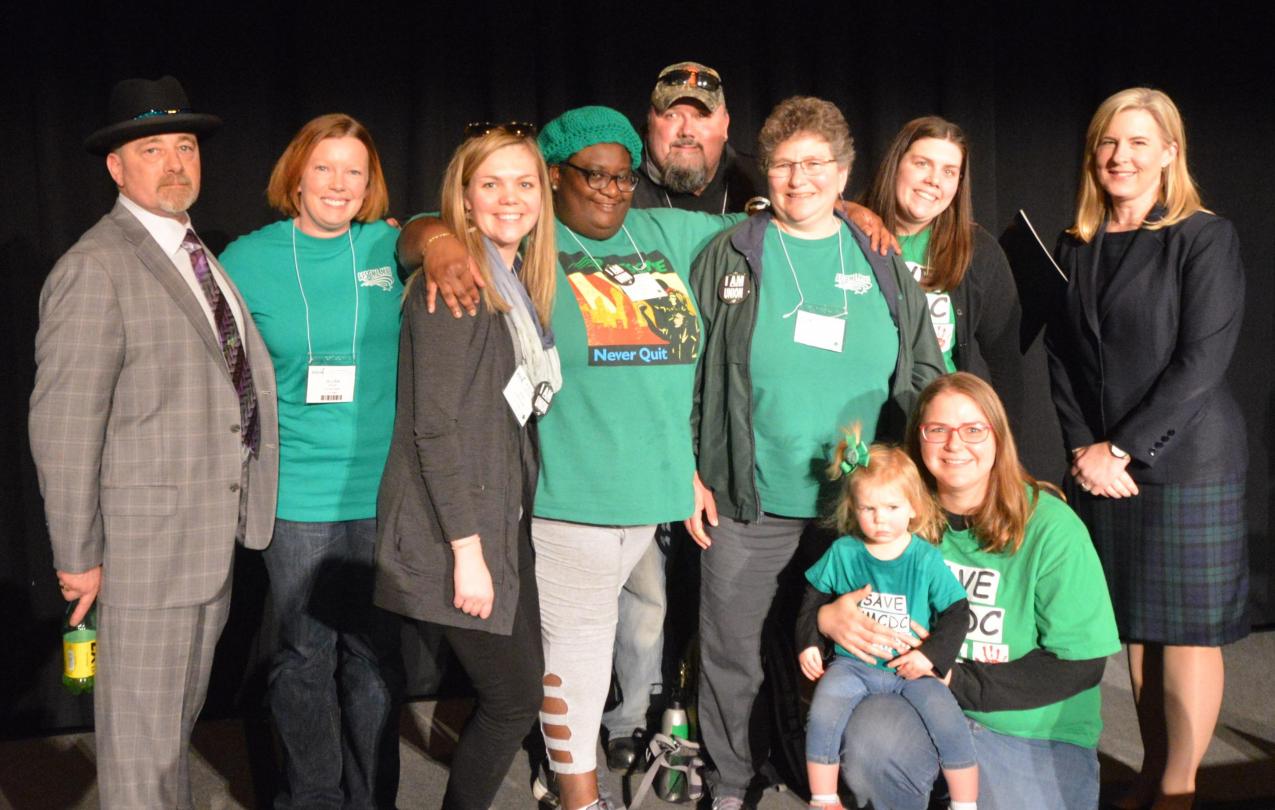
[1046, 87, 1247, 810]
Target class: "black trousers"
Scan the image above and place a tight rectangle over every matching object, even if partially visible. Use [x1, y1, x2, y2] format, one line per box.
[437, 535, 543, 810]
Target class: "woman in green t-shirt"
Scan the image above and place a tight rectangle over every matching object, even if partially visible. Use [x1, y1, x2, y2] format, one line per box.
[219, 114, 404, 809]
[686, 96, 945, 808]
[818, 372, 1121, 809]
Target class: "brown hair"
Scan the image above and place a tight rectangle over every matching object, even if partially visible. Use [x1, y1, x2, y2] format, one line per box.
[825, 426, 944, 544]
[432, 131, 557, 325]
[266, 113, 390, 222]
[864, 116, 974, 292]
[757, 96, 855, 174]
[1069, 87, 1207, 242]
[904, 372, 1061, 554]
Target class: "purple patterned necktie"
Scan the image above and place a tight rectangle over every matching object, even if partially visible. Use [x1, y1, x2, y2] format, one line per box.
[181, 229, 260, 454]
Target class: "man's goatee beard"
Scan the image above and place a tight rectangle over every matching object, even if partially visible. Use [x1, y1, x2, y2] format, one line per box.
[663, 162, 709, 195]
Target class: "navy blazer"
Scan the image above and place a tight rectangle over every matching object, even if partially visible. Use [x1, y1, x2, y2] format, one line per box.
[1044, 209, 1247, 484]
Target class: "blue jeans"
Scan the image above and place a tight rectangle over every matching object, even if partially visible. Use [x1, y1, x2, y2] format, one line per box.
[263, 518, 403, 809]
[840, 694, 1099, 810]
[603, 537, 667, 738]
[807, 657, 974, 770]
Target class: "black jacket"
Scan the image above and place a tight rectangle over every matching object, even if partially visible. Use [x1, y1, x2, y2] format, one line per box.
[952, 225, 1064, 480]
[690, 210, 945, 522]
[633, 143, 766, 214]
[1045, 210, 1247, 483]
[373, 282, 537, 634]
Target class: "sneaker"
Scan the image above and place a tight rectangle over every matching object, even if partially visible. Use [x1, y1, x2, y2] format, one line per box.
[532, 763, 560, 808]
[711, 796, 745, 810]
[532, 763, 625, 810]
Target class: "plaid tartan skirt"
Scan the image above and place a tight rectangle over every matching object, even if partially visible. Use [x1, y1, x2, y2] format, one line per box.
[1069, 475, 1249, 645]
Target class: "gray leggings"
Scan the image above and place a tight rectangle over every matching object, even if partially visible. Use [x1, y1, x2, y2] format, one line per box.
[533, 517, 655, 774]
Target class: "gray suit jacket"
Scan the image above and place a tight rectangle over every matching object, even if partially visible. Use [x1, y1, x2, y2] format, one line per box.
[30, 201, 279, 609]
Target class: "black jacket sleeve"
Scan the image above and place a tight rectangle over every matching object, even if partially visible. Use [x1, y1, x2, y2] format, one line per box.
[796, 584, 836, 659]
[913, 598, 969, 676]
[966, 228, 1028, 431]
[947, 649, 1106, 712]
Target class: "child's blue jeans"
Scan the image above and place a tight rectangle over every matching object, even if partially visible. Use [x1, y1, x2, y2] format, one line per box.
[805, 655, 976, 770]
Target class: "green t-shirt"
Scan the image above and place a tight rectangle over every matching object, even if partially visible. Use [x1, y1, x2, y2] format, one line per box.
[750, 222, 898, 518]
[534, 208, 739, 525]
[940, 490, 1120, 747]
[900, 228, 956, 373]
[220, 220, 402, 521]
[807, 535, 967, 669]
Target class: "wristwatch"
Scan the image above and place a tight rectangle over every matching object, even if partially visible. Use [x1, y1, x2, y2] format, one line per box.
[1108, 443, 1129, 459]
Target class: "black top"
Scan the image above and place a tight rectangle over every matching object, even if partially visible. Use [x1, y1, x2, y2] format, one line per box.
[632, 143, 766, 214]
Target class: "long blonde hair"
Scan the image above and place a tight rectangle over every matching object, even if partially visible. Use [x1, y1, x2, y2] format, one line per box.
[426, 131, 557, 327]
[826, 425, 944, 544]
[904, 373, 1061, 554]
[1069, 87, 1207, 243]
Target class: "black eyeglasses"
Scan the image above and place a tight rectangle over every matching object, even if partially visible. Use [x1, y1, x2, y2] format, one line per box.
[658, 69, 722, 93]
[559, 161, 640, 192]
[919, 422, 993, 444]
[464, 121, 538, 139]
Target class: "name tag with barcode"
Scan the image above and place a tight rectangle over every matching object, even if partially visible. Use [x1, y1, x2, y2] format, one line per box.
[306, 365, 356, 404]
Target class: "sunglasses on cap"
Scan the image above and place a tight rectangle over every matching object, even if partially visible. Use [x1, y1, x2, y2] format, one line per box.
[657, 69, 721, 93]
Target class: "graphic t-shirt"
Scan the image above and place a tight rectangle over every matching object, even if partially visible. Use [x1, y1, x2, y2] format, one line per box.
[900, 228, 956, 373]
[806, 535, 968, 670]
[534, 208, 739, 525]
[940, 490, 1121, 746]
[750, 222, 898, 517]
[220, 220, 402, 521]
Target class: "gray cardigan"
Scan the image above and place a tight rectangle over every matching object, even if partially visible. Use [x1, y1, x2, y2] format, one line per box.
[373, 282, 536, 635]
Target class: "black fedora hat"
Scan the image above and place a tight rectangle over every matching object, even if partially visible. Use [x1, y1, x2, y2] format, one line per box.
[84, 75, 222, 156]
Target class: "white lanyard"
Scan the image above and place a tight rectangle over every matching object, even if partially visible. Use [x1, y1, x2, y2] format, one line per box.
[776, 224, 848, 319]
[291, 224, 360, 364]
[564, 223, 649, 272]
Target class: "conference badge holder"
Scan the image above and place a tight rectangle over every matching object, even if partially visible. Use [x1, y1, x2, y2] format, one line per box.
[306, 356, 357, 404]
[793, 307, 845, 353]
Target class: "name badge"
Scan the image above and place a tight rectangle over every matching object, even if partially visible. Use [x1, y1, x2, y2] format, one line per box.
[793, 309, 845, 352]
[619, 272, 668, 302]
[503, 366, 535, 426]
[306, 364, 356, 404]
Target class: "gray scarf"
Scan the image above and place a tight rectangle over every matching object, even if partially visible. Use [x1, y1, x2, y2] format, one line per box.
[484, 238, 563, 415]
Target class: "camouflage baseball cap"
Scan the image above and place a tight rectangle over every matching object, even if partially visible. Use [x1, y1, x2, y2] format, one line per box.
[651, 61, 724, 113]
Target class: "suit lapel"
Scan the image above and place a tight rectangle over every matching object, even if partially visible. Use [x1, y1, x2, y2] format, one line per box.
[108, 203, 229, 376]
[1098, 206, 1168, 324]
[1072, 230, 1103, 340]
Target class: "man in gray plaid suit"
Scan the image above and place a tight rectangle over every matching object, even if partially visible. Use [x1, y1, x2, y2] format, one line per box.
[29, 76, 279, 809]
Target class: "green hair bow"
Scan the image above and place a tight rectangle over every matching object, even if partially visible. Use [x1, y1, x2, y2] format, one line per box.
[839, 437, 871, 474]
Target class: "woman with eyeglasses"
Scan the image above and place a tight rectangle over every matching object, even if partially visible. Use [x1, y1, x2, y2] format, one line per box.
[219, 114, 404, 809]
[1046, 88, 1248, 810]
[685, 96, 945, 809]
[398, 106, 741, 810]
[373, 125, 559, 809]
[819, 372, 1119, 810]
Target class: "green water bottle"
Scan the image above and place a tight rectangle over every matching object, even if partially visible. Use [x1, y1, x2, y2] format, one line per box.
[62, 600, 96, 695]
[655, 699, 691, 801]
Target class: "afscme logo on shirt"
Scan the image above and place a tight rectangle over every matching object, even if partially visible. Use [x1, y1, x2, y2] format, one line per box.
[358, 266, 395, 291]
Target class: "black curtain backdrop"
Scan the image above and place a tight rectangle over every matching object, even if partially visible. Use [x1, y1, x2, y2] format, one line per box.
[3, 2, 1270, 735]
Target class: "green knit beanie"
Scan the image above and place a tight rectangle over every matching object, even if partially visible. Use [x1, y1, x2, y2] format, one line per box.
[537, 105, 643, 169]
